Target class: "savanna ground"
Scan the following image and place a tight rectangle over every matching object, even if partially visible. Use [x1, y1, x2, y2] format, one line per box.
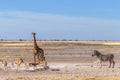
[0, 40, 120, 80]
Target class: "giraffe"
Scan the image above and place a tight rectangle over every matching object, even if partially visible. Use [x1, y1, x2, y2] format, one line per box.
[32, 32, 44, 63]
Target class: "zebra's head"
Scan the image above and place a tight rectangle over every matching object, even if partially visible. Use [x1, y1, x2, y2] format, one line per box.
[92, 50, 102, 57]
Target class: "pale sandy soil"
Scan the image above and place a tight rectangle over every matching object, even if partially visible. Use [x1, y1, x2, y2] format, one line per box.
[1, 62, 120, 80]
[0, 41, 120, 80]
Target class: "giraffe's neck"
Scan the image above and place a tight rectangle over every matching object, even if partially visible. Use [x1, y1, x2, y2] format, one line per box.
[33, 36, 38, 49]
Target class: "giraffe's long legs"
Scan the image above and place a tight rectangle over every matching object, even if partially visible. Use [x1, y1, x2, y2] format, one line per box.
[34, 55, 36, 63]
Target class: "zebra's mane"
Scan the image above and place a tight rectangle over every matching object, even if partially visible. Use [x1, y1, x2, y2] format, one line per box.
[94, 50, 103, 57]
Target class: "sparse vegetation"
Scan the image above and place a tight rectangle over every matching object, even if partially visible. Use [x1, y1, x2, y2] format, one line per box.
[0, 40, 120, 47]
[0, 40, 120, 79]
[5, 76, 120, 80]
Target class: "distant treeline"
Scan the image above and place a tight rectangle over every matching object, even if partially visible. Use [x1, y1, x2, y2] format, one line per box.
[0, 38, 120, 42]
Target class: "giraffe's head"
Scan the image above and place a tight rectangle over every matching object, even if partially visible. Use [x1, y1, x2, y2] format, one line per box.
[32, 32, 36, 37]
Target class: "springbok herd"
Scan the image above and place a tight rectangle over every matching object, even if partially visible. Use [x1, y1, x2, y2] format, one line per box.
[0, 57, 48, 71]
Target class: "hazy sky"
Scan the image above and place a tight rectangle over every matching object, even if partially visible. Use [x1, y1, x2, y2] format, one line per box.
[0, 0, 120, 40]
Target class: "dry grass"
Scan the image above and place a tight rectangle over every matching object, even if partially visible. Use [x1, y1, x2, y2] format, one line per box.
[0, 41, 33, 47]
[1, 40, 120, 80]
[0, 40, 120, 47]
[5, 76, 120, 80]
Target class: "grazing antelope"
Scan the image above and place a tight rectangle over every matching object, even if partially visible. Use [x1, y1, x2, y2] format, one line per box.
[12, 58, 25, 70]
[0, 59, 7, 70]
[92, 50, 115, 68]
[26, 62, 39, 70]
[26, 57, 48, 70]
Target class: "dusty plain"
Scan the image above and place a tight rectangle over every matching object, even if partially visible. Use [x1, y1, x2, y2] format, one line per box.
[0, 40, 120, 80]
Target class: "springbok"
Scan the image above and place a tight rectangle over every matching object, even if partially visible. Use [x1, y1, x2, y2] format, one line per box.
[26, 57, 48, 70]
[0, 59, 7, 70]
[12, 58, 25, 70]
[92, 50, 115, 68]
[26, 62, 39, 70]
